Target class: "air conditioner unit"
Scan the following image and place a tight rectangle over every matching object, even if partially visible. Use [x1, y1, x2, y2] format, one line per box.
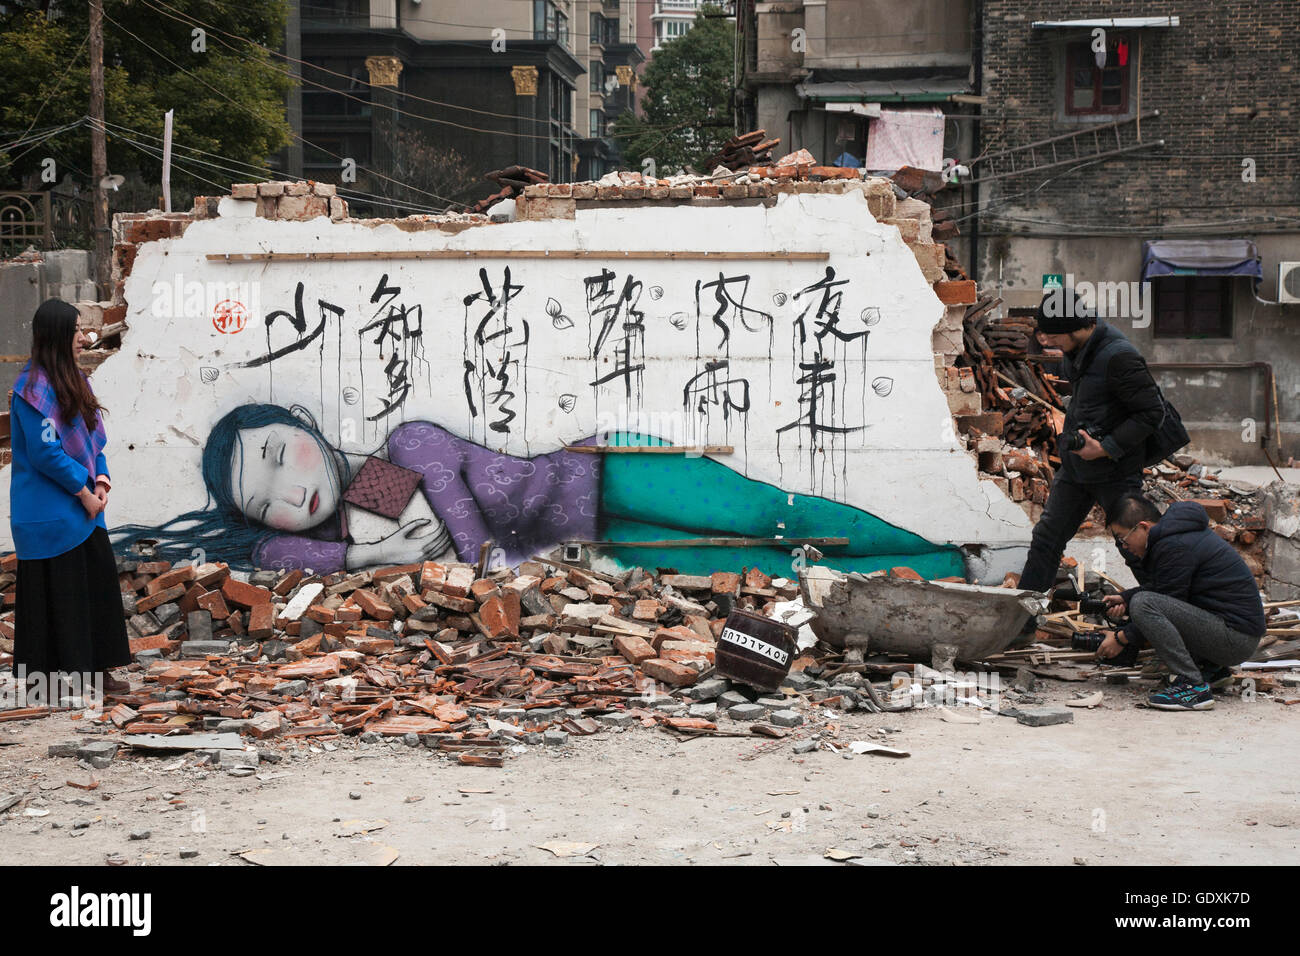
[1279, 262, 1300, 304]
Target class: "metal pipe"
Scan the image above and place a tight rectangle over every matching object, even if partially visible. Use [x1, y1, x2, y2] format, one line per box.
[971, 0, 984, 282]
[1145, 361, 1276, 447]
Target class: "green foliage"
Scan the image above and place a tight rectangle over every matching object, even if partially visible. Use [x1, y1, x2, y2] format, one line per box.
[612, 4, 736, 174]
[0, 1, 292, 195]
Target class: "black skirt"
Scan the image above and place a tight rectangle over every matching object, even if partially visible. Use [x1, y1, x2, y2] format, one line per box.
[13, 527, 131, 675]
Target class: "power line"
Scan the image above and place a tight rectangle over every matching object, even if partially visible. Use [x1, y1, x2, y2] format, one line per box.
[0, 119, 87, 157]
[142, 0, 560, 139]
[290, 0, 974, 46]
[0, 29, 93, 172]
[140, 0, 688, 141]
[976, 213, 1300, 234]
[97, 118, 461, 216]
[111, 131, 450, 217]
[96, 5, 468, 208]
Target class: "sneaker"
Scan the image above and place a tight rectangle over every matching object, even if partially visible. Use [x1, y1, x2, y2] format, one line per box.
[1201, 666, 1233, 691]
[1148, 678, 1214, 711]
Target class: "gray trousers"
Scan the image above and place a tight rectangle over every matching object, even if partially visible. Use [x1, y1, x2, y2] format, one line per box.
[1128, 590, 1261, 683]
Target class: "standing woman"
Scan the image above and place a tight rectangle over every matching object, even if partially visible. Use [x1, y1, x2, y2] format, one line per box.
[9, 298, 130, 697]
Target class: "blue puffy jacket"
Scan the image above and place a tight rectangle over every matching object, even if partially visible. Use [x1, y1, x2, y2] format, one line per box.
[8, 394, 106, 560]
[1122, 501, 1265, 639]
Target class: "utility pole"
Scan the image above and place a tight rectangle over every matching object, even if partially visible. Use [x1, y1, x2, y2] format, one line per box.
[161, 109, 174, 213]
[89, 0, 110, 298]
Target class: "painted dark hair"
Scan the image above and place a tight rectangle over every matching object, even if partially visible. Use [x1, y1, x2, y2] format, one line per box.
[111, 403, 351, 569]
[31, 297, 103, 430]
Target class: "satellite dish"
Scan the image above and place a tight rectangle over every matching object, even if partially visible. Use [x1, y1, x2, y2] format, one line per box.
[100, 174, 125, 192]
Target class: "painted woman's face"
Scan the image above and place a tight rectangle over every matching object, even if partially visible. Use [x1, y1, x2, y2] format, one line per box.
[230, 424, 341, 532]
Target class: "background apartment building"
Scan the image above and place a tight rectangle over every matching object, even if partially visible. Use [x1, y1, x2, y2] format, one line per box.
[287, 0, 644, 208]
[739, 0, 1300, 465]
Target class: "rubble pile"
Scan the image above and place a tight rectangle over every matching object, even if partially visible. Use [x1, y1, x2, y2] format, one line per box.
[700, 128, 782, 171]
[468, 165, 549, 215]
[0, 554, 913, 760]
[948, 294, 1064, 517]
[226, 181, 348, 222]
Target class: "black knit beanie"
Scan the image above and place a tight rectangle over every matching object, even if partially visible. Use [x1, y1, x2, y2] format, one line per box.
[1035, 290, 1096, 334]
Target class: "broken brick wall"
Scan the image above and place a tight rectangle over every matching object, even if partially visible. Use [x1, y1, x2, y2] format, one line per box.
[0, 176, 1032, 582]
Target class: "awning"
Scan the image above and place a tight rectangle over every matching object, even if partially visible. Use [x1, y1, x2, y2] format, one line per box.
[821, 101, 882, 118]
[796, 77, 970, 104]
[1032, 16, 1179, 29]
[1141, 239, 1262, 280]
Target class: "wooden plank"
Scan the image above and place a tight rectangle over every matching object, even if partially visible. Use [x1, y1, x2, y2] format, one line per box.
[564, 445, 734, 455]
[996, 370, 1058, 410]
[0, 706, 66, 723]
[579, 536, 849, 549]
[209, 250, 830, 263]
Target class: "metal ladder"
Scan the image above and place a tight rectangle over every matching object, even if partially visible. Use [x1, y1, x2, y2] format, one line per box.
[965, 110, 1163, 186]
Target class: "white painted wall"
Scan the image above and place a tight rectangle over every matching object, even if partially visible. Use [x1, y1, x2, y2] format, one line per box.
[1, 190, 1032, 575]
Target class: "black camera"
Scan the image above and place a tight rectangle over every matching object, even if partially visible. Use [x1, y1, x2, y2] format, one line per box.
[1071, 632, 1108, 652]
[1051, 584, 1107, 615]
[1061, 426, 1103, 452]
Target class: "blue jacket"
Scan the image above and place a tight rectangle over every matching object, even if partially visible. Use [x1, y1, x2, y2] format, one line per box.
[8, 394, 108, 560]
[1122, 501, 1266, 639]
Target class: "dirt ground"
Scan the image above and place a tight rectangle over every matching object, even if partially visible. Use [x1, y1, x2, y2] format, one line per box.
[1, 670, 1296, 867]
[3, 531, 1295, 868]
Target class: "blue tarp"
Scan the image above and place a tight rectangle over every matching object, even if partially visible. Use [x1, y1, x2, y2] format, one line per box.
[1141, 239, 1262, 280]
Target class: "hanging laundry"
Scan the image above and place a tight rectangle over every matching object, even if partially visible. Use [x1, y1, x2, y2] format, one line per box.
[864, 107, 945, 173]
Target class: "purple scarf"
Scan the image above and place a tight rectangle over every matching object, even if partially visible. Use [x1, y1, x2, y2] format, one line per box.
[13, 361, 106, 482]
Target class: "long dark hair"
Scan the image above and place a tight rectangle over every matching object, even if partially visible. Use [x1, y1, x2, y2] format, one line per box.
[111, 403, 352, 569]
[31, 298, 103, 430]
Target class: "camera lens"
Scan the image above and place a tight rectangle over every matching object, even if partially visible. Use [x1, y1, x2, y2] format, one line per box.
[1071, 633, 1106, 652]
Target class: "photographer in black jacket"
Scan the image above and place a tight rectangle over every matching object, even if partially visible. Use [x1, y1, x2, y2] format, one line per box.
[1101, 494, 1265, 711]
[1018, 291, 1167, 592]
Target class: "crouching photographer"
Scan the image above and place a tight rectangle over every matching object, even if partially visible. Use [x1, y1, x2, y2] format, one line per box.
[1098, 493, 1266, 711]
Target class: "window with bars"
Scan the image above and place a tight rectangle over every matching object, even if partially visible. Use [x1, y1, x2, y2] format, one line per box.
[1152, 276, 1234, 338]
[1064, 35, 1131, 115]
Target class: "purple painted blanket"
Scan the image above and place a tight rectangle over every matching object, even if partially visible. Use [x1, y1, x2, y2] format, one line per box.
[252, 422, 600, 573]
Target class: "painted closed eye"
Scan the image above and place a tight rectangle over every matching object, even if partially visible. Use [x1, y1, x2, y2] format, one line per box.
[260, 502, 270, 522]
[278, 441, 285, 466]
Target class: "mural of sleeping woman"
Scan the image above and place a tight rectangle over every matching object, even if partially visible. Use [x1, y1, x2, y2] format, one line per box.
[111, 403, 965, 579]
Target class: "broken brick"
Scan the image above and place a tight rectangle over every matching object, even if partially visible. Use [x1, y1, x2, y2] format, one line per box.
[641, 658, 699, 687]
[614, 634, 656, 666]
[221, 577, 272, 610]
[247, 602, 275, 639]
[711, 572, 741, 596]
[889, 567, 923, 580]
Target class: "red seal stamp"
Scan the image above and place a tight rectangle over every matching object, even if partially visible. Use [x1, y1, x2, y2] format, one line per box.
[212, 299, 248, 334]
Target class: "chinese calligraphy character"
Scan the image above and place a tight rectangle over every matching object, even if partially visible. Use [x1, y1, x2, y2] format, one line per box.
[463, 267, 529, 437]
[361, 274, 424, 421]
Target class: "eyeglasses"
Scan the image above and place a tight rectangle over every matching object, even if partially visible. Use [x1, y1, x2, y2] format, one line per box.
[1113, 525, 1142, 549]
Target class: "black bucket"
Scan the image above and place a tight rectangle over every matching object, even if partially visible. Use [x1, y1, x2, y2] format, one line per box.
[715, 608, 799, 692]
